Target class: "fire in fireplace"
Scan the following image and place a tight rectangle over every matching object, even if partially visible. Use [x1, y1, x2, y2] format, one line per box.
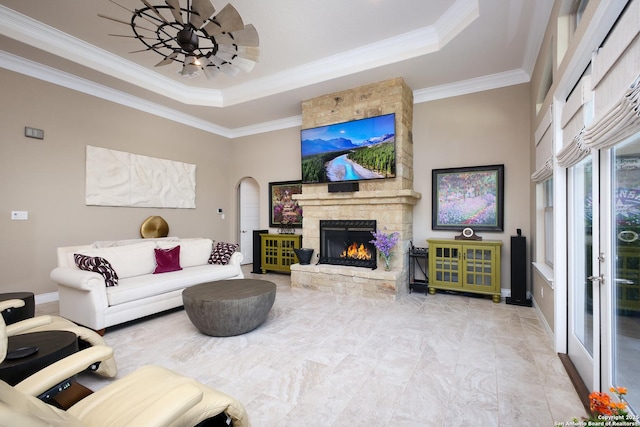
[319, 220, 377, 268]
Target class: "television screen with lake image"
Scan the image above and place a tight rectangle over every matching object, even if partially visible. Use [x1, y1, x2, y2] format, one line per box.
[301, 113, 396, 184]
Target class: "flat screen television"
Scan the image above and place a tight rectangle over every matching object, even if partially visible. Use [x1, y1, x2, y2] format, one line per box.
[301, 113, 396, 184]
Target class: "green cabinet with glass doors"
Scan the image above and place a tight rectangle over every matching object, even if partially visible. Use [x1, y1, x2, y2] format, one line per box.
[260, 234, 301, 273]
[427, 239, 502, 303]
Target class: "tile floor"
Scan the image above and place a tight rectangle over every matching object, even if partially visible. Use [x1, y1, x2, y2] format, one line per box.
[37, 265, 586, 426]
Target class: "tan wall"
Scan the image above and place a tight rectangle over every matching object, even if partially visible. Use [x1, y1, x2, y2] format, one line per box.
[532, 269, 555, 331]
[412, 84, 532, 292]
[0, 69, 234, 297]
[229, 127, 303, 232]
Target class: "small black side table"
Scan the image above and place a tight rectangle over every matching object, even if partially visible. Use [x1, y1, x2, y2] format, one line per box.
[409, 246, 428, 294]
[0, 331, 78, 385]
[0, 292, 35, 325]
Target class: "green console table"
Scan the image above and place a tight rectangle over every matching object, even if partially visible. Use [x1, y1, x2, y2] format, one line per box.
[427, 239, 502, 303]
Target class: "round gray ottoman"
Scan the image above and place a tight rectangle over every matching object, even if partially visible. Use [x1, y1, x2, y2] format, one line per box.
[182, 279, 276, 337]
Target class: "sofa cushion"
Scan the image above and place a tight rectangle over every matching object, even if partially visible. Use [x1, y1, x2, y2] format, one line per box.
[92, 237, 179, 248]
[208, 242, 239, 265]
[74, 254, 119, 287]
[154, 246, 182, 274]
[158, 238, 213, 268]
[106, 264, 241, 306]
[77, 241, 156, 279]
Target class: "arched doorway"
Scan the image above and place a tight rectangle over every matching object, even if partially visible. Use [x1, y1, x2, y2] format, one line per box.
[237, 177, 260, 265]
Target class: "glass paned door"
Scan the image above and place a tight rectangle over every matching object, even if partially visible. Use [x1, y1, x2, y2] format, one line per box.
[610, 134, 640, 412]
[568, 155, 599, 390]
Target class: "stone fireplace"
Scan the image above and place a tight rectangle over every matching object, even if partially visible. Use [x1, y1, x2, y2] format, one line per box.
[319, 220, 377, 269]
[290, 78, 421, 300]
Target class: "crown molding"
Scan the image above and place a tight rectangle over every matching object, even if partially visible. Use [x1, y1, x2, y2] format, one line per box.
[413, 69, 530, 103]
[1, 50, 531, 138]
[521, 0, 555, 76]
[435, 0, 480, 47]
[228, 115, 303, 138]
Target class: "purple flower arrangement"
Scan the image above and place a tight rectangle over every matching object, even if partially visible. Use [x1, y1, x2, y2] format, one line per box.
[370, 229, 399, 259]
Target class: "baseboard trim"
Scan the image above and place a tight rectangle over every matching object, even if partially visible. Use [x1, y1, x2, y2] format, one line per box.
[558, 353, 591, 414]
[35, 292, 59, 305]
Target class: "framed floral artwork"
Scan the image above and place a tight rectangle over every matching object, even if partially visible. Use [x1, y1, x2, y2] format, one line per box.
[432, 164, 504, 231]
[269, 180, 303, 228]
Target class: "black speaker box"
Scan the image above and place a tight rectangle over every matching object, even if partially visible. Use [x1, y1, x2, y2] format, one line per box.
[506, 234, 532, 306]
[252, 229, 268, 273]
[328, 182, 359, 193]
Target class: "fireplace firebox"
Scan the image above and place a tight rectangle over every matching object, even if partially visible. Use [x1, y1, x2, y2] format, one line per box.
[319, 220, 377, 269]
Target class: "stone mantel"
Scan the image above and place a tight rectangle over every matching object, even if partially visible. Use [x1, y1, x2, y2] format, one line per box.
[294, 189, 421, 207]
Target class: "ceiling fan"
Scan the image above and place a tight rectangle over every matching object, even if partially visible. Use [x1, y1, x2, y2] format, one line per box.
[99, 0, 259, 79]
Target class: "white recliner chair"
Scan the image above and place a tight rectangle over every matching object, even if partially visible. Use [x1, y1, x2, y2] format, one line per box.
[0, 299, 251, 427]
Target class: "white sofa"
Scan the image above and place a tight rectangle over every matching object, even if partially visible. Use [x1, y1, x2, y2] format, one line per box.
[50, 238, 243, 331]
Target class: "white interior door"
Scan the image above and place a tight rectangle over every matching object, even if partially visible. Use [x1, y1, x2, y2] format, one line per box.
[238, 178, 260, 265]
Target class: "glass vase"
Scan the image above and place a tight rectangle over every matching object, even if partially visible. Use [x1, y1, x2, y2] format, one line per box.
[382, 255, 391, 271]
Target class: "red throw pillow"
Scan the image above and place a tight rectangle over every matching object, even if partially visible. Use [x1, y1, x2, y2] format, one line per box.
[154, 245, 182, 274]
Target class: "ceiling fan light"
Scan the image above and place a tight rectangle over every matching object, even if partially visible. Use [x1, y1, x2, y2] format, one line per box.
[181, 63, 200, 77]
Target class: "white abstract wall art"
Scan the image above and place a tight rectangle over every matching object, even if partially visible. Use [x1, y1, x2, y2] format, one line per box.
[85, 145, 196, 208]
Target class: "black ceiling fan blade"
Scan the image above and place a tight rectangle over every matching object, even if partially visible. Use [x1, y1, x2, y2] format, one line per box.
[202, 4, 244, 35]
[109, 34, 155, 40]
[98, 14, 131, 27]
[106, 0, 160, 28]
[140, 0, 169, 24]
[98, 14, 155, 33]
[155, 51, 179, 66]
[215, 53, 256, 72]
[203, 65, 221, 80]
[107, 0, 136, 15]
[189, 13, 206, 29]
[129, 40, 165, 53]
[129, 48, 155, 53]
[165, 0, 183, 24]
[219, 62, 240, 77]
[190, 0, 215, 28]
[217, 45, 260, 62]
[216, 24, 259, 47]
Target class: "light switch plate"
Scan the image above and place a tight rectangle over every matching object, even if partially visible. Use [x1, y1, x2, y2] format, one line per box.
[11, 211, 28, 220]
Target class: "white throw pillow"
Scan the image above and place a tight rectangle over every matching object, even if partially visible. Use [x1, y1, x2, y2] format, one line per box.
[78, 241, 157, 279]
